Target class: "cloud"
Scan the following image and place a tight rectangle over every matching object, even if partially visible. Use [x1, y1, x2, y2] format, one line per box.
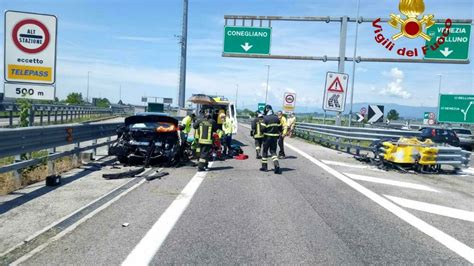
[115, 36, 167, 43]
[379, 67, 411, 99]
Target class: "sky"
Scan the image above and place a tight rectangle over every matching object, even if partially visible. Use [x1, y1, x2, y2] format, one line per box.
[1, 0, 473, 112]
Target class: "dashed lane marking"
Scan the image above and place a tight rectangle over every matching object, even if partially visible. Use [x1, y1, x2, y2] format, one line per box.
[122, 163, 213, 266]
[344, 173, 440, 193]
[385, 195, 474, 222]
[285, 142, 474, 264]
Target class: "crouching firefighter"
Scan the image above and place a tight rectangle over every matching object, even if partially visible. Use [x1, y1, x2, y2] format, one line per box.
[260, 105, 282, 174]
[251, 112, 265, 159]
[193, 112, 218, 171]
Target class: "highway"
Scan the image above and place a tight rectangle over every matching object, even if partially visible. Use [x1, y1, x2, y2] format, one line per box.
[1, 125, 473, 265]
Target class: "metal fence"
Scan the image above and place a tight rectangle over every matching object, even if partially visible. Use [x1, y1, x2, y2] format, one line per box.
[0, 102, 133, 127]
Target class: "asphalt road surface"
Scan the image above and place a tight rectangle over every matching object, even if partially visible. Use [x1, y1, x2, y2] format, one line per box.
[7, 125, 474, 265]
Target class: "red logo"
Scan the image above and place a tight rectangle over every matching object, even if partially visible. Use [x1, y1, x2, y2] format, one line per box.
[12, 19, 50, 54]
[327, 77, 344, 93]
[372, 0, 452, 57]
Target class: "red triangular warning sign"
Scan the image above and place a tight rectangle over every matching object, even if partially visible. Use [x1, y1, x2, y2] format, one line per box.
[327, 77, 344, 93]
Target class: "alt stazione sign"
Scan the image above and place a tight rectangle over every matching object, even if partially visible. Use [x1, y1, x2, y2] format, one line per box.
[5, 11, 57, 84]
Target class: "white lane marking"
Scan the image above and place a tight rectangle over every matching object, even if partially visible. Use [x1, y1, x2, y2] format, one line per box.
[285, 142, 474, 264]
[385, 195, 474, 222]
[122, 164, 213, 266]
[461, 168, 474, 175]
[344, 173, 440, 193]
[11, 177, 149, 265]
[320, 160, 386, 172]
[321, 160, 368, 169]
[1, 167, 155, 258]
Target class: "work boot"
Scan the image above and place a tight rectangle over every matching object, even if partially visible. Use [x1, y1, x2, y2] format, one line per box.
[256, 154, 262, 159]
[274, 161, 282, 174]
[274, 167, 282, 174]
[198, 167, 206, 172]
[259, 163, 268, 172]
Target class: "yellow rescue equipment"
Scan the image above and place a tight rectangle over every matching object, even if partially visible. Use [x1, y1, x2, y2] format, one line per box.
[380, 137, 439, 165]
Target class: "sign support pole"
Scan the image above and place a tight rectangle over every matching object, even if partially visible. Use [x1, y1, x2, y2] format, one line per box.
[348, 0, 361, 127]
[437, 74, 442, 122]
[336, 16, 348, 126]
[178, 0, 188, 108]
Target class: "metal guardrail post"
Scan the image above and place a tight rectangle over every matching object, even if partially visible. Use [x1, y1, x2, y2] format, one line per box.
[47, 110, 51, 124]
[60, 111, 64, 123]
[9, 111, 13, 127]
[48, 147, 56, 176]
[356, 140, 361, 155]
[347, 140, 351, 153]
[13, 155, 22, 187]
[29, 107, 35, 127]
[335, 137, 340, 150]
[39, 110, 44, 126]
[107, 136, 112, 151]
[73, 142, 81, 166]
[92, 139, 98, 157]
[55, 110, 58, 124]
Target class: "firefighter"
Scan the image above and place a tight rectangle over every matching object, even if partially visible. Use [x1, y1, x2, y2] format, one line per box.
[277, 111, 288, 158]
[260, 105, 282, 174]
[221, 114, 234, 158]
[251, 112, 265, 159]
[193, 111, 218, 171]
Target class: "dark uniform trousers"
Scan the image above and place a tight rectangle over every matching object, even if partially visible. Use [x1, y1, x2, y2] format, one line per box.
[262, 136, 279, 169]
[278, 135, 285, 156]
[198, 144, 212, 169]
[255, 138, 264, 156]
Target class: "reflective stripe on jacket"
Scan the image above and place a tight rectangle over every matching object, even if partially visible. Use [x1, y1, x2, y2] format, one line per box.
[262, 114, 282, 137]
[198, 120, 213, 144]
[254, 120, 264, 138]
[222, 119, 233, 135]
[181, 115, 192, 134]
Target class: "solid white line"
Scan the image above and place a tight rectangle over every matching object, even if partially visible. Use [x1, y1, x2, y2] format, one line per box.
[344, 173, 440, 193]
[385, 195, 474, 222]
[321, 160, 371, 169]
[461, 168, 474, 175]
[122, 164, 212, 266]
[0, 167, 155, 258]
[285, 142, 474, 264]
[11, 178, 148, 265]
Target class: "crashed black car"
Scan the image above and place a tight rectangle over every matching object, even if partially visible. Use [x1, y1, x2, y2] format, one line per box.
[109, 113, 188, 166]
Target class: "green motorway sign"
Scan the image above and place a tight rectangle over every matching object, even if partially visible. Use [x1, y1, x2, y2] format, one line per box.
[438, 94, 474, 124]
[425, 23, 471, 60]
[223, 26, 271, 55]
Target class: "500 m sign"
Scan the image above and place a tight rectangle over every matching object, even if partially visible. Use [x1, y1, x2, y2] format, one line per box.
[4, 83, 55, 100]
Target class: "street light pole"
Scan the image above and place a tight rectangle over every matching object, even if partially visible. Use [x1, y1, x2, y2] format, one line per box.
[235, 84, 239, 110]
[87, 71, 91, 103]
[265, 65, 270, 105]
[437, 74, 442, 121]
[348, 0, 361, 127]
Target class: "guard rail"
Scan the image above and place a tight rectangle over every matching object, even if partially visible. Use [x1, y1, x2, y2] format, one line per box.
[0, 122, 122, 175]
[0, 102, 133, 127]
[294, 122, 470, 168]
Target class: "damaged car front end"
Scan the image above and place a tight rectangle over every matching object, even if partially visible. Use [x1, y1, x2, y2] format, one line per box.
[109, 113, 182, 166]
